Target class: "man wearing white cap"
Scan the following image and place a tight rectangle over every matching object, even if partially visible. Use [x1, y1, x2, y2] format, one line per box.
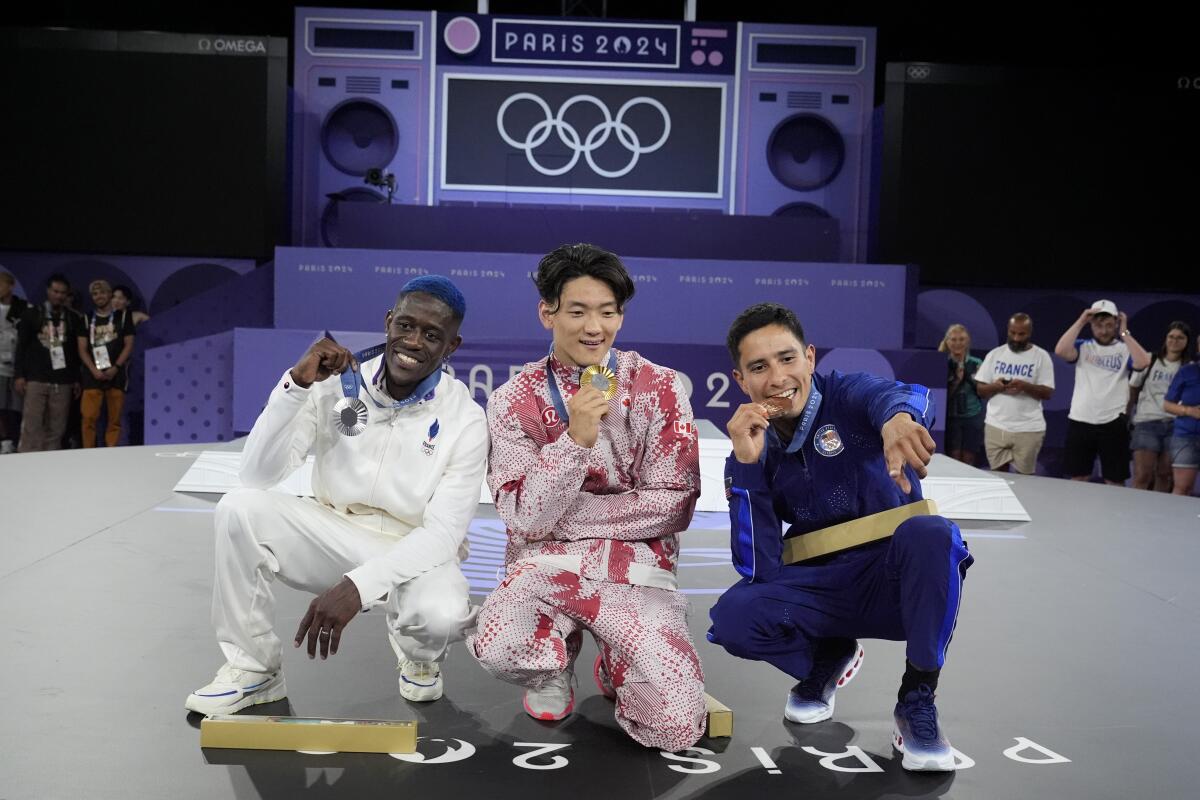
[1054, 300, 1150, 484]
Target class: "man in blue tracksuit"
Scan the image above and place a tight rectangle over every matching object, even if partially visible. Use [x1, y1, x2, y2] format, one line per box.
[707, 303, 974, 772]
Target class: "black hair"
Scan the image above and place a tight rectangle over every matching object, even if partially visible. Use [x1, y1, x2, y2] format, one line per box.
[112, 285, 140, 309]
[45, 272, 69, 289]
[534, 243, 635, 312]
[726, 303, 807, 366]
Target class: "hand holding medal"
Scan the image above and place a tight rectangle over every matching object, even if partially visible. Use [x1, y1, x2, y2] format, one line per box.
[288, 338, 367, 437]
[566, 380, 610, 448]
[290, 338, 358, 387]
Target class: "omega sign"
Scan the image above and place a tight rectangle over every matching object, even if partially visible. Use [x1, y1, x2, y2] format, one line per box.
[197, 38, 267, 54]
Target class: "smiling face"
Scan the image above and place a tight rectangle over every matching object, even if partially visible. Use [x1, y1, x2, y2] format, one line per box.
[382, 292, 461, 399]
[945, 328, 969, 359]
[1164, 327, 1188, 359]
[732, 323, 817, 420]
[539, 275, 624, 368]
[90, 283, 113, 312]
[110, 289, 129, 311]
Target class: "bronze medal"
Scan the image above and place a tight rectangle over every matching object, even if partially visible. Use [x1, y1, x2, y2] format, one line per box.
[760, 395, 791, 419]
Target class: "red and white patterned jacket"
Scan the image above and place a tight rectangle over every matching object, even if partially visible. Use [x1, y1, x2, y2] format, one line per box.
[487, 349, 700, 588]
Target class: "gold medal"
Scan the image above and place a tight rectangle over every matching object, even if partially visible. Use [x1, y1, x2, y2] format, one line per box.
[579, 364, 618, 401]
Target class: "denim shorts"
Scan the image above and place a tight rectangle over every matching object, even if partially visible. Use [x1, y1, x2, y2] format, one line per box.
[1171, 436, 1200, 469]
[1131, 419, 1174, 453]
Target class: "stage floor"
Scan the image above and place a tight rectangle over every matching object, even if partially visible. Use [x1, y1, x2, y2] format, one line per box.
[3, 444, 1199, 799]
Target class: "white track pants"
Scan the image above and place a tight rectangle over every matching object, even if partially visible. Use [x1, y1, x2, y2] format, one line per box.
[211, 488, 475, 673]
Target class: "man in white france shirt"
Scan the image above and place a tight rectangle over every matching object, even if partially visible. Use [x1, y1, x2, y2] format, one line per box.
[976, 313, 1055, 475]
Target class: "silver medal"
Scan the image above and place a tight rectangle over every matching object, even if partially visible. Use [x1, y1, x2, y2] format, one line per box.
[332, 397, 369, 436]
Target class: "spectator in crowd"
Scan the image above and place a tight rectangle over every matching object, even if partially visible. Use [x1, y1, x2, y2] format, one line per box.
[1054, 300, 1150, 484]
[111, 285, 151, 326]
[1, 269, 29, 454]
[77, 279, 136, 448]
[939, 323, 984, 466]
[976, 313, 1055, 474]
[14, 273, 84, 452]
[1163, 332, 1200, 497]
[1129, 322, 1193, 492]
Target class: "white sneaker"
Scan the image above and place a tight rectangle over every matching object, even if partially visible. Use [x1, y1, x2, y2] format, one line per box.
[185, 664, 287, 716]
[398, 659, 443, 702]
[0, 440, 14, 454]
[523, 668, 575, 721]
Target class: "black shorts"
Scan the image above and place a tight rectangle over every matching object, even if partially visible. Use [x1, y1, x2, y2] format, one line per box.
[1062, 416, 1131, 482]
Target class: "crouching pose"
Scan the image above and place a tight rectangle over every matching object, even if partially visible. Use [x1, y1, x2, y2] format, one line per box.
[185, 276, 487, 714]
[469, 244, 706, 752]
[708, 303, 974, 772]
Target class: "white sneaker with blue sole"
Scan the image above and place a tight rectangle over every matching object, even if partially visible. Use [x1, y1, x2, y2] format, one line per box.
[185, 663, 287, 716]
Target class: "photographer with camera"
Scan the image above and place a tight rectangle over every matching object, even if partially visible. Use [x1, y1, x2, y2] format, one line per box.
[976, 313, 1055, 475]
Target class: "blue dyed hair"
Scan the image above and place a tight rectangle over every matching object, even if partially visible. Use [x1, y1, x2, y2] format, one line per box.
[397, 275, 466, 322]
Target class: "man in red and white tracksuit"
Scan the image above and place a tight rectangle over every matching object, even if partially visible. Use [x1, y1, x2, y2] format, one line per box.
[469, 243, 706, 752]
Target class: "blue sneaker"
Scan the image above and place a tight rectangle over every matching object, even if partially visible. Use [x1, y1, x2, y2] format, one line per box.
[784, 640, 864, 724]
[892, 685, 956, 771]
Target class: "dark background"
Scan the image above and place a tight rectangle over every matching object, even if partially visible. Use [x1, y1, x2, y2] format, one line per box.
[3, 3, 1197, 292]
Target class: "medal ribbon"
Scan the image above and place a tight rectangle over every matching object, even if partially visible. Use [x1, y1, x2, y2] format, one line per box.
[784, 384, 824, 454]
[42, 303, 65, 347]
[338, 342, 441, 410]
[545, 344, 618, 425]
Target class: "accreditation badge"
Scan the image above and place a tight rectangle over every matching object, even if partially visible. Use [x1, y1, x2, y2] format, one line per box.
[50, 345, 67, 371]
[92, 345, 112, 370]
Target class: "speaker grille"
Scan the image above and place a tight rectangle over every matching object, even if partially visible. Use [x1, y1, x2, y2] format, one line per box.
[346, 76, 381, 95]
[787, 91, 822, 109]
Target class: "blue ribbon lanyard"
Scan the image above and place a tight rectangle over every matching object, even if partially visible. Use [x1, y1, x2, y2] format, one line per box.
[545, 345, 618, 425]
[784, 385, 824, 454]
[338, 342, 441, 410]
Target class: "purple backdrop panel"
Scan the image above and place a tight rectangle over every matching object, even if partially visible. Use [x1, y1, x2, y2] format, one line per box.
[274, 247, 911, 349]
[338, 204, 839, 263]
[916, 289, 1002, 352]
[232, 328, 324, 433]
[144, 332, 234, 446]
[0, 250, 253, 312]
[137, 263, 274, 351]
[126, 265, 274, 443]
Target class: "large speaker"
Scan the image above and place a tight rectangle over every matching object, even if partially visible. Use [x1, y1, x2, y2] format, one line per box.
[292, 10, 434, 246]
[734, 24, 875, 262]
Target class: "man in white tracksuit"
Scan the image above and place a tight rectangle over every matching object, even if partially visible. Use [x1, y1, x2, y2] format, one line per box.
[185, 276, 488, 715]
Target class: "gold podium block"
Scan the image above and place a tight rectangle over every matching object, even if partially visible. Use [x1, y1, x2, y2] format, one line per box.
[782, 499, 939, 564]
[199, 715, 417, 754]
[704, 693, 733, 738]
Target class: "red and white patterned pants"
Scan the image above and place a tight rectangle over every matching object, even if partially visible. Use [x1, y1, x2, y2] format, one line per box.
[469, 564, 706, 752]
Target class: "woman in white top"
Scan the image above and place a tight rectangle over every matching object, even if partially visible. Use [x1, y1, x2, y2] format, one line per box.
[1128, 321, 1193, 491]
